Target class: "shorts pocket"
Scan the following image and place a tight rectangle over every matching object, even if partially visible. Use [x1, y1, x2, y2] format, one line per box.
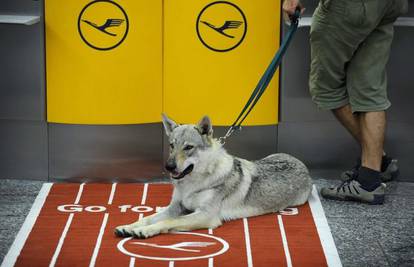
[320, 0, 332, 12]
[344, 1, 366, 27]
[318, 0, 365, 27]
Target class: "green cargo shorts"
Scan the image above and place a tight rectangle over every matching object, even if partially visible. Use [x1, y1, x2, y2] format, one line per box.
[309, 0, 408, 112]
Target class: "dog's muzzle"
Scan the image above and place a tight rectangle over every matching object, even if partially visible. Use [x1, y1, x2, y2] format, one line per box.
[170, 164, 194, 180]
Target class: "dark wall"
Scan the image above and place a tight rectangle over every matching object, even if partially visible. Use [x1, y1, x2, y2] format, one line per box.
[0, 0, 48, 179]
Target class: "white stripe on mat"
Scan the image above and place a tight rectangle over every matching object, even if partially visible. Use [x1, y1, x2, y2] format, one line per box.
[89, 184, 114, 267]
[49, 183, 85, 267]
[308, 185, 342, 267]
[208, 228, 214, 267]
[49, 213, 74, 267]
[89, 213, 109, 267]
[74, 183, 85, 205]
[141, 183, 148, 205]
[278, 215, 292, 267]
[108, 183, 117, 205]
[0, 183, 53, 267]
[130, 183, 149, 266]
[243, 218, 253, 267]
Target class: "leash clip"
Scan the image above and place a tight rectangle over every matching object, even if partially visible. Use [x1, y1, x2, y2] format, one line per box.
[218, 126, 242, 145]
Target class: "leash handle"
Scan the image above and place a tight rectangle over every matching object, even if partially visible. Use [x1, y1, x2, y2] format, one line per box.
[289, 8, 301, 26]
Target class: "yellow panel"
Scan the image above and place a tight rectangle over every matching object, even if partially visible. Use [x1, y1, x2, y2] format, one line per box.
[46, 0, 162, 124]
[164, 0, 281, 126]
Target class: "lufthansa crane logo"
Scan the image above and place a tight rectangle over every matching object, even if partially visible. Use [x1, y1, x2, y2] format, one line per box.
[117, 232, 229, 261]
[78, 0, 129, 51]
[196, 1, 247, 52]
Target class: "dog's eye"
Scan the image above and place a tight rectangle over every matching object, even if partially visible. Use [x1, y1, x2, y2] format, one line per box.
[183, 145, 194, 151]
[170, 143, 174, 149]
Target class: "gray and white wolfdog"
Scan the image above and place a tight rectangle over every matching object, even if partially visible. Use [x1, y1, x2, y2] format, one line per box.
[115, 114, 312, 239]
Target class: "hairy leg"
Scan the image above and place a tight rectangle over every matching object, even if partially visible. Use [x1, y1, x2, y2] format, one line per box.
[332, 104, 361, 144]
[333, 105, 387, 159]
[359, 111, 386, 171]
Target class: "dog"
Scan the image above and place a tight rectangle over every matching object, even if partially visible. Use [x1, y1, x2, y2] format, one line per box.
[114, 114, 312, 239]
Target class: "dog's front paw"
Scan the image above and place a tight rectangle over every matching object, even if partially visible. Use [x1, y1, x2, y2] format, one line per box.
[114, 225, 134, 237]
[132, 226, 161, 239]
[115, 219, 149, 237]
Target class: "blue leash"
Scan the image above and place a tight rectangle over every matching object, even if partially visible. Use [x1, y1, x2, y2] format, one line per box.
[220, 10, 301, 144]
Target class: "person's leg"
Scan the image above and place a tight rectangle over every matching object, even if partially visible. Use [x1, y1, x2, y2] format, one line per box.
[321, 109, 387, 203]
[333, 105, 399, 183]
[308, 1, 366, 113]
[320, 0, 398, 203]
[354, 0, 409, 166]
[332, 104, 361, 144]
[344, 17, 395, 193]
[359, 111, 386, 171]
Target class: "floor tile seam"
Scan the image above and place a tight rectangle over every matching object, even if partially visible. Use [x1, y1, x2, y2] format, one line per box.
[385, 194, 414, 198]
[0, 200, 38, 204]
[0, 195, 39, 197]
[325, 216, 414, 219]
[377, 240, 393, 267]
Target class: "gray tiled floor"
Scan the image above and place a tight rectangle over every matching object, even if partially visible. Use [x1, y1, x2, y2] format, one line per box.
[0, 179, 413, 266]
[0, 179, 43, 260]
[317, 179, 414, 267]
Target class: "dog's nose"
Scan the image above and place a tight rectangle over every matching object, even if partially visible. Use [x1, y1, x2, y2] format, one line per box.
[165, 161, 177, 172]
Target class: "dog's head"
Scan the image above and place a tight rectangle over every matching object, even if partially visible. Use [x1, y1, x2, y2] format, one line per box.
[162, 113, 214, 180]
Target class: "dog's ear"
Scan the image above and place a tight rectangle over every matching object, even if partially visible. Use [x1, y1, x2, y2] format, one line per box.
[161, 113, 178, 136]
[197, 115, 213, 136]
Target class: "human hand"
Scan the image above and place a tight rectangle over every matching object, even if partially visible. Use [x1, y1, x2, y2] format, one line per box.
[282, 0, 305, 24]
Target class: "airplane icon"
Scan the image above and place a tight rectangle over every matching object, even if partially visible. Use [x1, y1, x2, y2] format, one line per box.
[82, 18, 124, 36]
[200, 20, 243, 38]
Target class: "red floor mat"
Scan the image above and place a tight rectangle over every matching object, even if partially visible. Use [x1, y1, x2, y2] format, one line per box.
[1, 183, 341, 267]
